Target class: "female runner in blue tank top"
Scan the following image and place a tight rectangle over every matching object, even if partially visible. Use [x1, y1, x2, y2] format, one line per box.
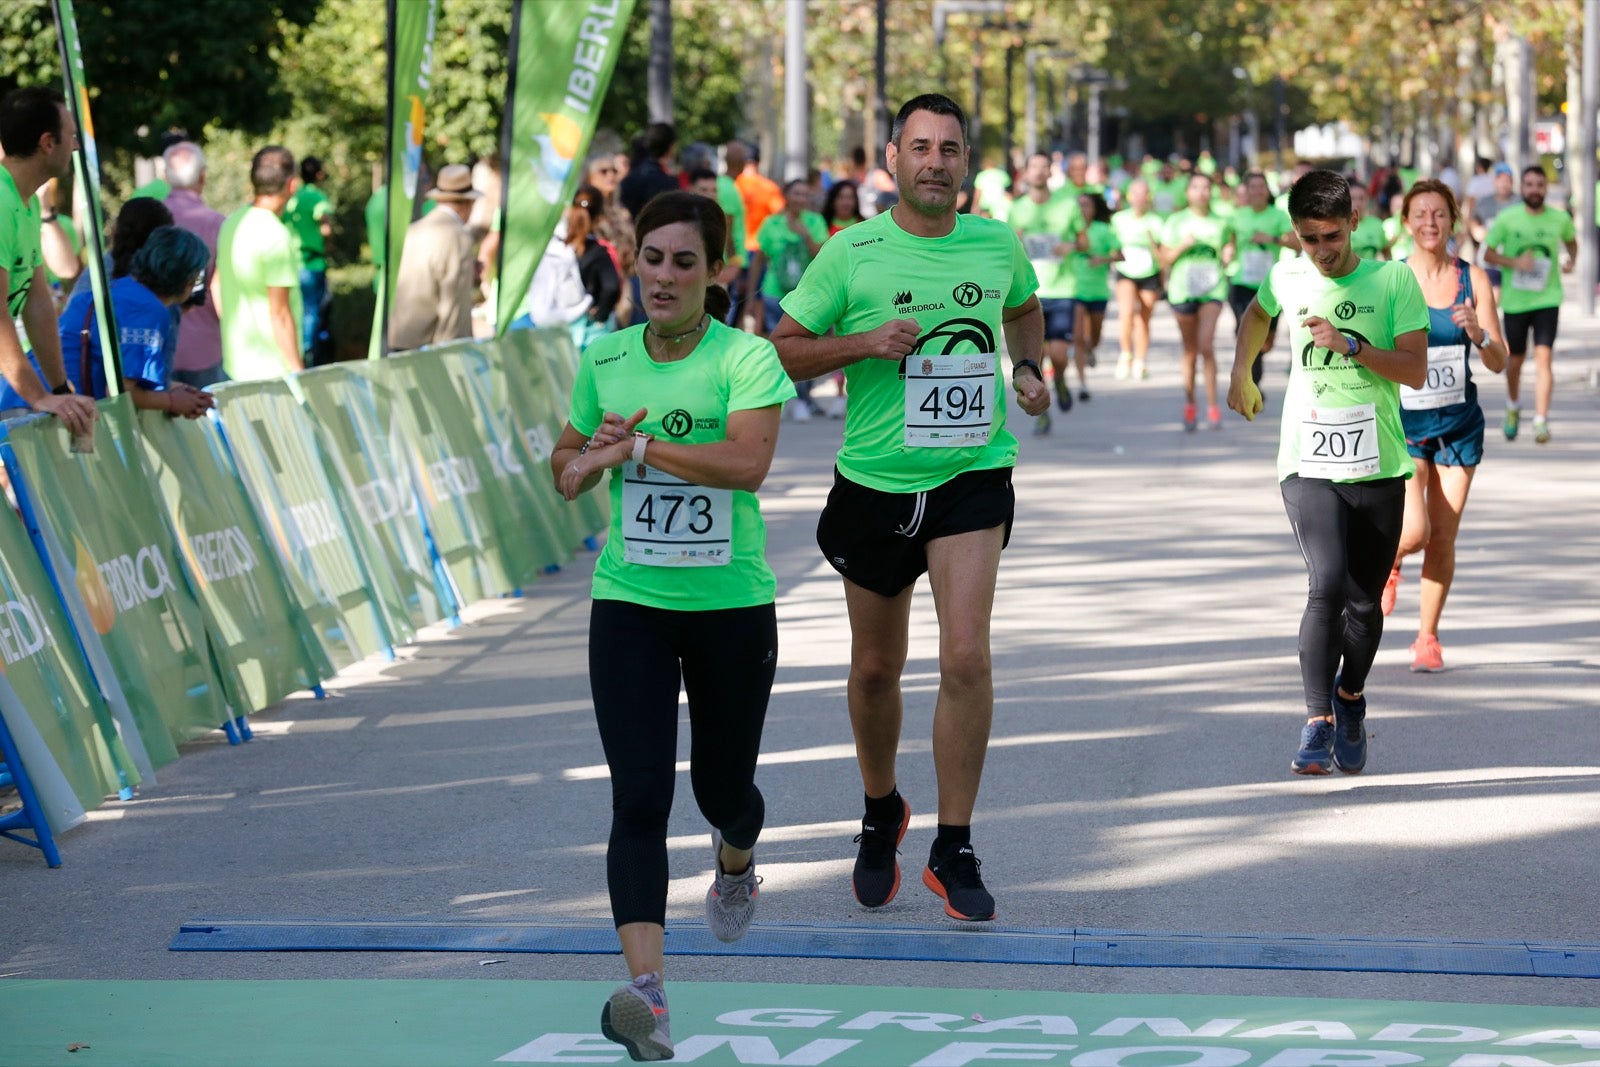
[1384, 180, 1506, 672]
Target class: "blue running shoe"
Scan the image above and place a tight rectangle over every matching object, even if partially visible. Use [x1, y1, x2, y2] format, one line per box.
[1291, 720, 1335, 775]
[1330, 678, 1368, 774]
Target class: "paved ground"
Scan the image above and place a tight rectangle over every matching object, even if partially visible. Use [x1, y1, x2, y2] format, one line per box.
[3, 282, 1599, 1059]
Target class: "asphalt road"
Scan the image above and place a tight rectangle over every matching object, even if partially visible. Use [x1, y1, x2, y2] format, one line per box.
[3, 286, 1597, 1014]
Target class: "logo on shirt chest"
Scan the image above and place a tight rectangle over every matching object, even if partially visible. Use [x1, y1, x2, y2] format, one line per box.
[952, 282, 983, 308]
[1333, 300, 1376, 320]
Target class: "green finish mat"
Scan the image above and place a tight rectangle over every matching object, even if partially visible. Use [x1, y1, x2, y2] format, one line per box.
[3, 980, 1598, 1066]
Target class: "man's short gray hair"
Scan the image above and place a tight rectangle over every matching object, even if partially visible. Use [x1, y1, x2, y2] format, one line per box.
[164, 141, 206, 189]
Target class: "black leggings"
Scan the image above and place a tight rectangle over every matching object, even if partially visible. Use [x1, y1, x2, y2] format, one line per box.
[589, 598, 776, 928]
[1280, 476, 1405, 719]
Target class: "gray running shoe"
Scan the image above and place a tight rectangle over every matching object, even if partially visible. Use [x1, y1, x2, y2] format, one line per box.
[600, 972, 673, 1061]
[705, 830, 759, 943]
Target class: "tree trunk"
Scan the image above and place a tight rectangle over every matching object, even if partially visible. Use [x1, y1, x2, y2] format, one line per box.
[647, 0, 672, 124]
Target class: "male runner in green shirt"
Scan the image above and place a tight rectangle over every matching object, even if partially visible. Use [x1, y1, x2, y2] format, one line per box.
[1223, 172, 1297, 396]
[1228, 169, 1428, 778]
[1482, 166, 1575, 444]
[771, 93, 1048, 924]
[0, 87, 96, 436]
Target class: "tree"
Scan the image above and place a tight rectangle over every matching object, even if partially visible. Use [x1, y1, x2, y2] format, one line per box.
[598, 0, 748, 151]
[0, 0, 319, 163]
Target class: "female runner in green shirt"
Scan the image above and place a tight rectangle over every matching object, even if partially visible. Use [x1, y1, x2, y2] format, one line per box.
[1161, 172, 1231, 430]
[1069, 190, 1120, 401]
[551, 191, 796, 1062]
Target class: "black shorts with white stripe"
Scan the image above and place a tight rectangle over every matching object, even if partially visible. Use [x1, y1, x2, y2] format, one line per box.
[815, 465, 1015, 598]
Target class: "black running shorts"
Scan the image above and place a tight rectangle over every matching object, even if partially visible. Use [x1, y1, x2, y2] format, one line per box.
[1502, 305, 1559, 353]
[816, 466, 1015, 597]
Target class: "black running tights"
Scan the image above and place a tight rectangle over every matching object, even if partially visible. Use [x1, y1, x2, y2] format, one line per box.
[1280, 476, 1405, 719]
[589, 598, 776, 928]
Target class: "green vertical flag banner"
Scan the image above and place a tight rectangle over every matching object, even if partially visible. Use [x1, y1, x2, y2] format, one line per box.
[294, 365, 446, 632]
[3, 399, 230, 769]
[495, 0, 637, 334]
[211, 381, 398, 669]
[135, 412, 330, 714]
[50, 0, 121, 392]
[0, 470, 132, 832]
[374, 0, 440, 357]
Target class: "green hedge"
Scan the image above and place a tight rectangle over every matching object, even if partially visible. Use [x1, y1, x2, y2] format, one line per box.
[327, 263, 376, 363]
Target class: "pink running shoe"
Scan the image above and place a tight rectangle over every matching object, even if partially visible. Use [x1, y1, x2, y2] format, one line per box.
[1410, 633, 1444, 673]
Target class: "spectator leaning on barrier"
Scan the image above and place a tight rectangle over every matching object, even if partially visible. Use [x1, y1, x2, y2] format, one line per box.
[0, 86, 97, 437]
[56, 226, 213, 418]
[387, 163, 480, 352]
[283, 154, 334, 361]
[162, 141, 228, 390]
[218, 145, 304, 381]
[0, 199, 178, 418]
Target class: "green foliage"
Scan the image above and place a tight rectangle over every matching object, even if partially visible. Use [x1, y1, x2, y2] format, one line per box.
[0, 0, 319, 162]
[326, 262, 377, 362]
[598, 0, 747, 148]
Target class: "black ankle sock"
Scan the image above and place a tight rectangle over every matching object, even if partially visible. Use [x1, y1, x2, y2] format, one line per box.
[864, 788, 902, 825]
[934, 824, 970, 854]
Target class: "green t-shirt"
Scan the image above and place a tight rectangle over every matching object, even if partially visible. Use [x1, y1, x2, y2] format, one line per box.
[128, 177, 170, 202]
[1351, 215, 1388, 261]
[1109, 208, 1163, 280]
[1257, 257, 1428, 484]
[1151, 178, 1187, 217]
[1224, 204, 1293, 287]
[566, 320, 795, 611]
[365, 186, 387, 270]
[781, 209, 1038, 494]
[1162, 209, 1229, 304]
[1485, 203, 1575, 314]
[1, 167, 43, 321]
[1383, 215, 1413, 262]
[284, 184, 333, 272]
[1069, 219, 1119, 302]
[1008, 191, 1079, 299]
[716, 174, 748, 268]
[218, 205, 303, 382]
[756, 210, 827, 298]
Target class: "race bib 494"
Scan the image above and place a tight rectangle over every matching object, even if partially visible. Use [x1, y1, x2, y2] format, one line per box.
[904, 352, 995, 448]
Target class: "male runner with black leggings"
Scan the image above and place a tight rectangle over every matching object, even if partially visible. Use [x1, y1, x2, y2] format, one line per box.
[1227, 169, 1428, 776]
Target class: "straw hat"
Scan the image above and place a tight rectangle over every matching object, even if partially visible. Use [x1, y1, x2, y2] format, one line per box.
[427, 164, 481, 202]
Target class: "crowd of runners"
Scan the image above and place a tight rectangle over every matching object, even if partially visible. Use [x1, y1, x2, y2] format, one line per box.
[541, 90, 1585, 1061]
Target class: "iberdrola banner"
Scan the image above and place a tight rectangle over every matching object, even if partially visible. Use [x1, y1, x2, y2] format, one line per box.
[495, 0, 636, 334]
[50, 0, 121, 392]
[374, 0, 440, 357]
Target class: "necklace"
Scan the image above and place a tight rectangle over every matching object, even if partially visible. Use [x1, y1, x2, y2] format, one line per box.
[646, 315, 708, 344]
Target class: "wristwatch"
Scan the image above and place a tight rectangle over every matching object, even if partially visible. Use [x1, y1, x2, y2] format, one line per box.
[1013, 358, 1043, 381]
[1344, 334, 1361, 358]
[631, 432, 651, 466]
[51, 381, 73, 396]
[1471, 330, 1489, 350]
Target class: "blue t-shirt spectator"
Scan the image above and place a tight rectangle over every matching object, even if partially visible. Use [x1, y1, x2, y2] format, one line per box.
[0, 275, 174, 409]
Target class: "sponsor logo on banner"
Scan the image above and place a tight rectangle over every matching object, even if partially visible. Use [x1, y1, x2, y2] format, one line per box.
[523, 1, 629, 204]
[0, 594, 55, 671]
[400, 1, 438, 200]
[522, 426, 554, 462]
[185, 526, 259, 586]
[483, 440, 525, 480]
[72, 536, 176, 634]
[354, 477, 418, 527]
[285, 500, 345, 554]
[494, 1000, 1600, 1065]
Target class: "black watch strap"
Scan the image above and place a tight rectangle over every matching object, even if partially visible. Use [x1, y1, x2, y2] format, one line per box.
[1013, 358, 1043, 381]
[51, 381, 73, 396]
